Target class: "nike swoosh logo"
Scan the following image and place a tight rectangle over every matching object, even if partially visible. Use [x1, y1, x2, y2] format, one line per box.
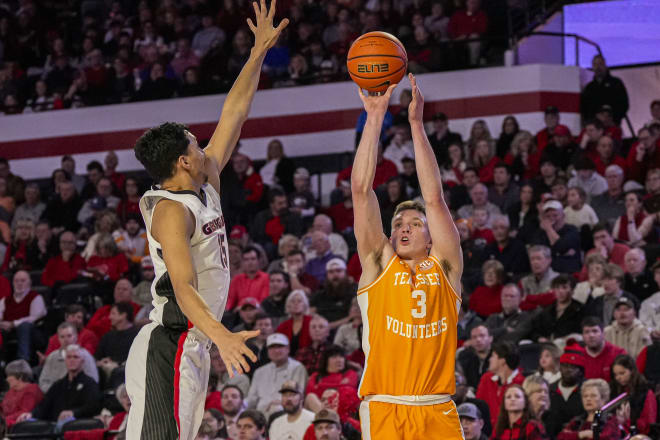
[443, 408, 455, 415]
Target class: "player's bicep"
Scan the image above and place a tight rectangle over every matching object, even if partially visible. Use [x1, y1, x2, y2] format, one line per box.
[353, 189, 389, 263]
[203, 151, 222, 194]
[426, 201, 463, 288]
[152, 201, 197, 292]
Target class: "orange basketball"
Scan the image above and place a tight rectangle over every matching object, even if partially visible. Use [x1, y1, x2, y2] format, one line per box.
[347, 31, 407, 94]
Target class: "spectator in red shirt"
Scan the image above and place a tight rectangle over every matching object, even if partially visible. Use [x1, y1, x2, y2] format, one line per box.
[277, 289, 313, 356]
[577, 119, 605, 162]
[593, 135, 626, 178]
[610, 355, 657, 436]
[1, 360, 43, 427]
[226, 246, 270, 310]
[250, 189, 305, 256]
[595, 105, 623, 141]
[41, 231, 85, 288]
[448, 0, 488, 66]
[104, 151, 126, 196]
[492, 384, 547, 440]
[116, 176, 141, 224]
[469, 260, 505, 318]
[1, 218, 39, 273]
[295, 314, 332, 374]
[326, 182, 354, 234]
[0, 272, 11, 299]
[577, 223, 629, 282]
[472, 139, 499, 184]
[304, 345, 359, 413]
[581, 316, 626, 381]
[557, 378, 619, 440]
[85, 233, 129, 282]
[476, 341, 525, 429]
[233, 153, 264, 205]
[626, 125, 660, 183]
[44, 304, 98, 357]
[86, 278, 140, 339]
[284, 250, 320, 295]
[334, 144, 398, 192]
[535, 106, 571, 152]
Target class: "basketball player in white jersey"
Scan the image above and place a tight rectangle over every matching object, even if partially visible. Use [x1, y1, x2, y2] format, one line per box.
[125, 2, 288, 438]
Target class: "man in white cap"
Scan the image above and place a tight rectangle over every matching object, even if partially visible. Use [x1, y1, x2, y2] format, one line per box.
[310, 258, 356, 329]
[269, 380, 314, 440]
[458, 402, 487, 440]
[246, 333, 308, 418]
[531, 199, 582, 273]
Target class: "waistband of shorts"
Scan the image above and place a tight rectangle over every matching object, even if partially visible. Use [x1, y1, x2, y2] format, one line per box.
[186, 332, 212, 351]
[363, 394, 451, 406]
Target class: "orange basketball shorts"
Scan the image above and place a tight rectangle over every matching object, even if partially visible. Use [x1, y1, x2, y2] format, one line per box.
[359, 399, 464, 439]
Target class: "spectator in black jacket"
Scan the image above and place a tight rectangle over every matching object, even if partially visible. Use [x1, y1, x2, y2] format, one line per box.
[543, 344, 586, 438]
[95, 302, 139, 382]
[458, 324, 493, 390]
[533, 274, 584, 342]
[482, 214, 530, 280]
[429, 112, 462, 167]
[584, 263, 640, 325]
[623, 248, 658, 302]
[16, 344, 101, 423]
[41, 181, 82, 234]
[484, 284, 532, 343]
[581, 55, 629, 124]
[531, 200, 582, 274]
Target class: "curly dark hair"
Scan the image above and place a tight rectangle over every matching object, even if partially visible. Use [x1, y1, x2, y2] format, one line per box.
[134, 122, 191, 183]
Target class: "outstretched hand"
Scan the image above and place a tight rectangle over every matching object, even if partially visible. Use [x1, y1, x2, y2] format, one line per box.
[214, 329, 260, 377]
[408, 73, 424, 123]
[357, 83, 397, 116]
[247, 0, 289, 53]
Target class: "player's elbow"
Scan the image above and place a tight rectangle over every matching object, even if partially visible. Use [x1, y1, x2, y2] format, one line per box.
[350, 174, 370, 195]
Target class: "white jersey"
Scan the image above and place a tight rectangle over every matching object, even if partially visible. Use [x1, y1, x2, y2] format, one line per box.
[139, 184, 230, 338]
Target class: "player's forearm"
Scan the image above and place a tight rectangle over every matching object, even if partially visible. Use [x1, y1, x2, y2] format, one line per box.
[222, 48, 267, 121]
[174, 282, 230, 339]
[410, 120, 444, 204]
[351, 113, 384, 193]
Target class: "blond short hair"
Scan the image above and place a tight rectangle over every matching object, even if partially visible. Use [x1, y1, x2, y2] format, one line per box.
[393, 200, 426, 218]
[582, 378, 610, 402]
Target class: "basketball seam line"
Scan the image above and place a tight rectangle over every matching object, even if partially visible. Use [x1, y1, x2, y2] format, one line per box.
[347, 54, 406, 61]
[349, 63, 407, 80]
[354, 34, 407, 53]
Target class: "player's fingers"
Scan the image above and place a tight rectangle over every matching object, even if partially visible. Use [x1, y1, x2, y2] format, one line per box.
[356, 86, 366, 102]
[242, 345, 258, 362]
[242, 330, 261, 340]
[384, 83, 397, 99]
[252, 2, 260, 20]
[247, 18, 256, 33]
[268, 0, 276, 19]
[275, 18, 289, 32]
[260, 0, 267, 19]
[236, 353, 251, 373]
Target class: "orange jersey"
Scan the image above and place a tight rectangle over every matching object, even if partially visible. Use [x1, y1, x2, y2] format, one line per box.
[357, 254, 461, 398]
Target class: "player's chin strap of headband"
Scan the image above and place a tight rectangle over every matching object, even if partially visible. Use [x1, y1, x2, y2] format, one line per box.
[364, 394, 451, 406]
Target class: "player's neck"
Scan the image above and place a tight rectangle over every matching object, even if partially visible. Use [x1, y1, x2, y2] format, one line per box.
[400, 255, 429, 273]
[160, 174, 201, 194]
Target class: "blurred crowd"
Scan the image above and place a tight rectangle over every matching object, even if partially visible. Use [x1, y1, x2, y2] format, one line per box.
[0, 0, 508, 114]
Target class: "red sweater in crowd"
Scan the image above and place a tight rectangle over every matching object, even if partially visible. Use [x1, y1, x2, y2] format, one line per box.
[1, 383, 43, 426]
[469, 284, 503, 317]
[45, 327, 99, 356]
[41, 253, 86, 287]
[448, 9, 488, 38]
[86, 301, 141, 340]
[492, 418, 546, 440]
[620, 388, 657, 435]
[325, 202, 354, 234]
[476, 369, 525, 429]
[583, 342, 626, 381]
[86, 253, 129, 282]
[625, 138, 660, 183]
[335, 159, 398, 189]
[277, 315, 313, 353]
[0, 274, 10, 299]
[226, 271, 269, 310]
[305, 369, 359, 399]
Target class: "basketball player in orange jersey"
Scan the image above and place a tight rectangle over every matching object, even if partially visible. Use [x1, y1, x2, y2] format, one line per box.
[351, 73, 464, 439]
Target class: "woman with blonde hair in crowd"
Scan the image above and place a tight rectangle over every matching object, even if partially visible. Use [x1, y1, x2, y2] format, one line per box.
[506, 130, 541, 181]
[573, 253, 607, 305]
[536, 343, 561, 384]
[492, 384, 548, 440]
[276, 289, 312, 355]
[81, 210, 122, 260]
[267, 234, 300, 272]
[558, 379, 620, 440]
[467, 119, 493, 153]
[1, 218, 40, 273]
[471, 139, 499, 184]
[523, 375, 551, 425]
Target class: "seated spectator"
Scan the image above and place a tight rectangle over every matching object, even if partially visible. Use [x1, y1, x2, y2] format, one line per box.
[277, 290, 313, 355]
[604, 297, 651, 358]
[333, 298, 362, 357]
[203, 408, 228, 440]
[304, 232, 339, 284]
[531, 200, 582, 274]
[17, 344, 102, 423]
[591, 164, 626, 227]
[639, 260, 660, 333]
[623, 248, 658, 302]
[627, 126, 660, 183]
[578, 119, 606, 159]
[247, 333, 308, 418]
[251, 189, 304, 256]
[457, 183, 502, 220]
[521, 375, 551, 429]
[132, 256, 155, 307]
[545, 343, 586, 438]
[267, 235, 300, 273]
[470, 207, 494, 247]
[383, 125, 414, 173]
[429, 112, 462, 166]
[485, 284, 532, 343]
[536, 343, 561, 385]
[236, 409, 267, 440]
[458, 324, 493, 390]
[326, 181, 355, 235]
[482, 215, 530, 279]
[593, 135, 626, 179]
[533, 158, 560, 196]
[575, 255, 607, 308]
[246, 313, 276, 373]
[612, 192, 658, 247]
[488, 163, 519, 214]
[453, 370, 493, 436]
[11, 183, 45, 230]
[595, 105, 623, 141]
[86, 278, 140, 339]
[295, 315, 331, 374]
[107, 383, 130, 436]
[1, 218, 39, 273]
[578, 223, 629, 282]
[582, 316, 626, 381]
[288, 168, 317, 226]
[535, 106, 563, 151]
[0, 270, 46, 361]
[519, 245, 558, 297]
[506, 132, 541, 183]
[135, 61, 178, 101]
[41, 231, 85, 288]
[78, 177, 121, 227]
[564, 186, 599, 229]
[379, 177, 409, 235]
[45, 304, 98, 356]
[95, 302, 139, 380]
[557, 379, 619, 440]
[231, 297, 260, 332]
[84, 233, 130, 283]
[226, 246, 270, 311]
[283, 250, 320, 295]
[304, 345, 359, 414]
[260, 271, 291, 320]
[306, 214, 349, 262]
[269, 380, 314, 440]
[532, 274, 583, 343]
[468, 260, 505, 318]
[42, 180, 82, 234]
[310, 258, 356, 329]
[472, 139, 499, 184]
[1, 360, 43, 427]
[491, 384, 547, 440]
[476, 341, 525, 429]
[108, 57, 135, 104]
[115, 214, 149, 264]
[448, 0, 488, 66]
[39, 322, 98, 393]
[440, 142, 467, 188]
[458, 402, 489, 440]
[496, 115, 520, 159]
[584, 263, 639, 325]
[81, 209, 121, 260]
[644, 168, 660, 197]
[610, 355, 657, 436]
[116, 177, 141, 224]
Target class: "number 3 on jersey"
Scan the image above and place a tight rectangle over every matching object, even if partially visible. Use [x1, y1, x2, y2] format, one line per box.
[217, 233, 229, 269]
[411, 290, 427, 318]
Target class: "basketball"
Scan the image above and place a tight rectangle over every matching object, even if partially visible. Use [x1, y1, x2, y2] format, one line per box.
[347, 31, 408, 94]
